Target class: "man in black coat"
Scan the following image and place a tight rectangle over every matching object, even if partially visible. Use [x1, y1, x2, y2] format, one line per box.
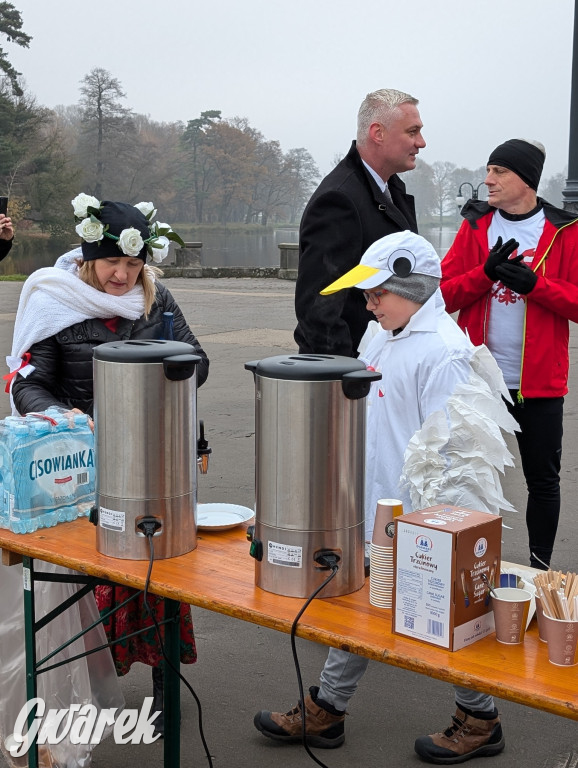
[294, 88, 425, 356]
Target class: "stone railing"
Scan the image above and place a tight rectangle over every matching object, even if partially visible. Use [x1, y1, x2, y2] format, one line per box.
[161, 242, 298, 280]
[278, 243, 298, 280]
[69, 239, 297, 279]
[175, 242, 202, 269]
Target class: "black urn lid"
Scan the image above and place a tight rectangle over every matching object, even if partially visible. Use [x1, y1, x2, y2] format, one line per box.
[94, 339, 195, 363]
[244, 354, 366, 381]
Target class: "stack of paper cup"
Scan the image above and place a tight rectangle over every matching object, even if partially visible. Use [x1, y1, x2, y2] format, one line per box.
[369, 498, 403, 609]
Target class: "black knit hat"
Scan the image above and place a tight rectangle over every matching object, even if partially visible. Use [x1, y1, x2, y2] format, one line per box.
[81, 201, 150, 262]
[487, 139, 545, 191]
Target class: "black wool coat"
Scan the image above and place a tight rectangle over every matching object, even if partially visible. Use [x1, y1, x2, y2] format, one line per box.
[294, 141, 418, 357]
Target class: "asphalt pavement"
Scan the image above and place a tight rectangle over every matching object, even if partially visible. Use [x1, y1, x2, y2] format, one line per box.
[0, 276, 576, 768]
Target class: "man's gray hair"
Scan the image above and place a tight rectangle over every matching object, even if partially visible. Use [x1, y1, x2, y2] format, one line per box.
[357, 88, 418, 141]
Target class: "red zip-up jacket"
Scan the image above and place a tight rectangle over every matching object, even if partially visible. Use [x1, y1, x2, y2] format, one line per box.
[441, 200, 578, 399]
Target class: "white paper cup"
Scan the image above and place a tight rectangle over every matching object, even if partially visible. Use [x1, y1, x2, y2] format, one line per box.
[371, 499, 402, 548]
[491, 588, 532, 644]
[541, 614, 578, 666]
[369, 539, 394, 609]
[534, 595, 547, 643]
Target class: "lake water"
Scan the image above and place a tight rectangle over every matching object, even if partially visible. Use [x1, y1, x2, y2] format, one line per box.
[0, 225, 456, 276]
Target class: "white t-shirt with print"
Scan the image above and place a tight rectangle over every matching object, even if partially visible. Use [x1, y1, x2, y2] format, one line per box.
[486, 208, 545, 388]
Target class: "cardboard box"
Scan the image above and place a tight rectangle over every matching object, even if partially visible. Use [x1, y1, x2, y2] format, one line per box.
[393, 505, 501, 651]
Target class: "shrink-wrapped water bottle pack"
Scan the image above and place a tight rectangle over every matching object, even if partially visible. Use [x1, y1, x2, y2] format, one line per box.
[0, 408, 95, 533]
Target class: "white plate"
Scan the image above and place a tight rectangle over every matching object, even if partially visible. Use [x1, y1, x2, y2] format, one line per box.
[197, 503, 255, 531]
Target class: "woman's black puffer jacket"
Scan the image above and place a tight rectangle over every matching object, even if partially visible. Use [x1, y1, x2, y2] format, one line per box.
[12, 282, 209, 416]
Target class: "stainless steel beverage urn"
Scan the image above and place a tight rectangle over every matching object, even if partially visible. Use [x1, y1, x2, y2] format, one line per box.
[245, 354, 381, 598]
[92, 339, 203, 560]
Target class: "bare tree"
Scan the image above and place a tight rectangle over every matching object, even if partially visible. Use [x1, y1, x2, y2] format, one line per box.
[401, 159, 436, 224]
[26, 113, 82, 235]
[284, 148, 319, 224]
[539, 172, 566, 207]
[430, 161, 458, 228]
[78, 68, 133, 198]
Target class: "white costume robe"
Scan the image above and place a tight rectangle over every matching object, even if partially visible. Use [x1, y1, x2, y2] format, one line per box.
[360, 289, 517, 540]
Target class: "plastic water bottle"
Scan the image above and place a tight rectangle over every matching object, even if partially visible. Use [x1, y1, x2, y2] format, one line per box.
[0, 431, 5, 528]
[160, 311, 174, 341]
[9, 421, 31, 533]
[0, 423, 12, 529]
[73, 413, 90, 428]
[27, 418, 57, 529]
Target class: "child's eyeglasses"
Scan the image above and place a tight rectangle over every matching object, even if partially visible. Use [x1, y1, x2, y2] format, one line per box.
[363, 287, 388, 306]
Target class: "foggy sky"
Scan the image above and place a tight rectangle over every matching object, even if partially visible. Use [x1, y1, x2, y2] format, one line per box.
[6, 0, 575, 180]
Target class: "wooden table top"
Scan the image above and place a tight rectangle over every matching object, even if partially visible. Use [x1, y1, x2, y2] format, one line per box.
[1, 519, 576, 721]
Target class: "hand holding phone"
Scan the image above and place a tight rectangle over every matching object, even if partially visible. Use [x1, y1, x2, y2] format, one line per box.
[0, 197, 13, 241]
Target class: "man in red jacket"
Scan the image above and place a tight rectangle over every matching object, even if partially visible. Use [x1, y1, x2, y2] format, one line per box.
[441, 138, 578, 569]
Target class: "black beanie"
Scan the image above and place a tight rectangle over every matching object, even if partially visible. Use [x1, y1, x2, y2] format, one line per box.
[81, 201, 150, 262]
[487, 139, 545, 191]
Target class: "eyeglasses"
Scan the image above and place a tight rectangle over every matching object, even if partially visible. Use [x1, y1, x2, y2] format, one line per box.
[363, 287, 389, 306]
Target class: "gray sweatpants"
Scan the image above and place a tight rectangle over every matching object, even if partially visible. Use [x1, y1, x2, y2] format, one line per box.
[318, 648, 495, 714]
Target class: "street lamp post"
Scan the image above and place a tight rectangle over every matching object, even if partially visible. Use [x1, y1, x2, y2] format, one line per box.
[563, 0, 578, 212]
[455, 181, 485, 208]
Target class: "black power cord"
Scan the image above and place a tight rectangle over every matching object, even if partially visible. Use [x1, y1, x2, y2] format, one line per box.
[138, 519, 214, 767]
[290, 552, 340, 768]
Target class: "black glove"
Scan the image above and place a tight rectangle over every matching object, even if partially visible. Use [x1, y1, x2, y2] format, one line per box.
[495, 254, 538, 294]
[484, 236, 519, 281]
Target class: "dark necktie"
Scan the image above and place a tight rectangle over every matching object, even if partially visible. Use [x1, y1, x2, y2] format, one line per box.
[379, 185, 410, 229]
[382, 185, 394, 206]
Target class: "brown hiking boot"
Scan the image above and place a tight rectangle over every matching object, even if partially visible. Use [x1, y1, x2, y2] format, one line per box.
[253, 686, 345, 748]
[414, 707, 505, 764]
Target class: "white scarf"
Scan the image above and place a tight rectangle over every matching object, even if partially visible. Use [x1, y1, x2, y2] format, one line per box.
[6, 249, 149, 391]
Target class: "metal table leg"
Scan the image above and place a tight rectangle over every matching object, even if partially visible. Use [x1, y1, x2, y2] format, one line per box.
[18, 560, 182, 767]
[22, 556, 38, 768]
[163, 598, 181, 767]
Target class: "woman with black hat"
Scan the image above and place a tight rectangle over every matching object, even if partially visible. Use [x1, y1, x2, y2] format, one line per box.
[7, 194, 209, 737]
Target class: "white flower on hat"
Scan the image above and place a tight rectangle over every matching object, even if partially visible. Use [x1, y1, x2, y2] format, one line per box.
[134, 201, 157, 221]
[149, 235, 170, 263]
[146, 221, 184, 261]
[151, 221, 172, 237]
[75, 217, 104, 243]
[71, 191, 185, 261]
[118, 227, 145, 257]
[71, 193, 101, 219]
